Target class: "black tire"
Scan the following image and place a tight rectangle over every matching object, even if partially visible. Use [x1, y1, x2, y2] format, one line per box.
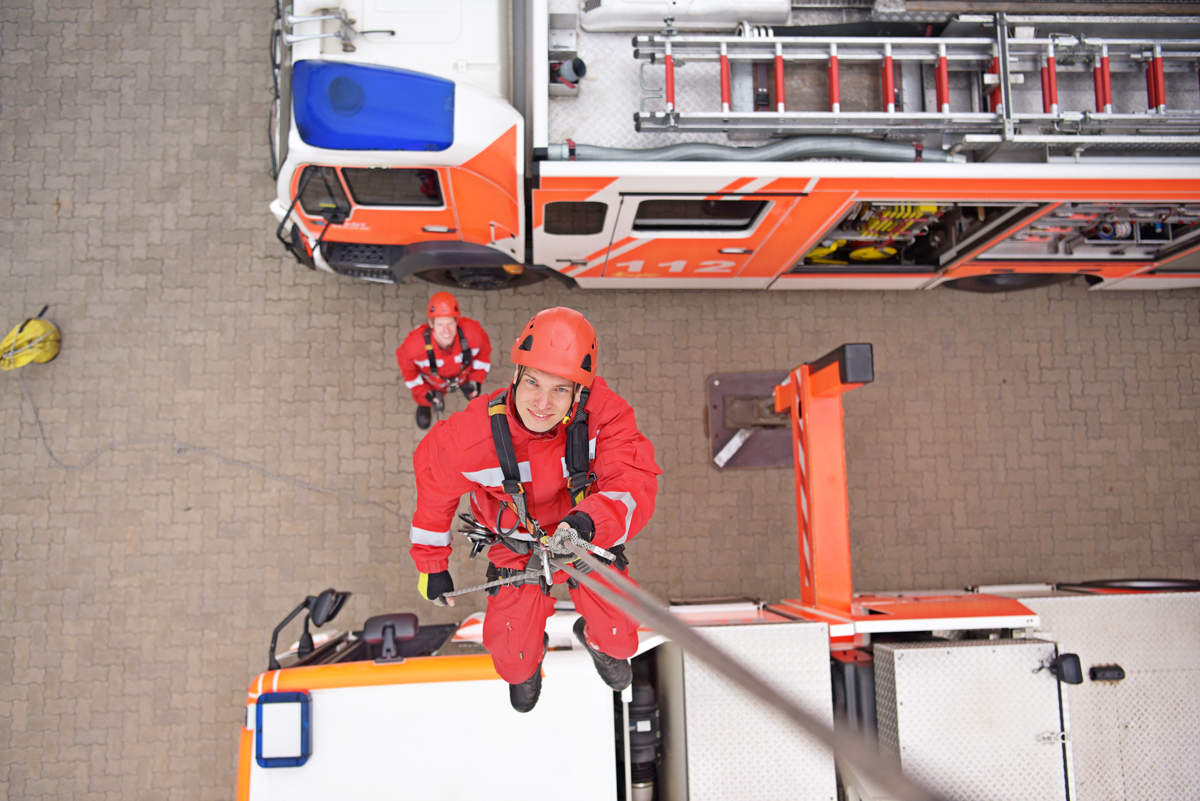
[1058, 578, 1200, 593]
[414, 266, 549, 291]
[942, 273, 1077, 293]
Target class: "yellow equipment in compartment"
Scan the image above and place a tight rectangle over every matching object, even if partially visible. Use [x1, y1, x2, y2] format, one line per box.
[1, 309, 61, 371]
[849, 246, 898, 261]
[806, 239, 849, 264]
[858, 204, 940, 234]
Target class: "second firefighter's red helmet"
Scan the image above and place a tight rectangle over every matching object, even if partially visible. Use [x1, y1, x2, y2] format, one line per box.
[426, 291, 460, 319]
[511, 307, 597, 388]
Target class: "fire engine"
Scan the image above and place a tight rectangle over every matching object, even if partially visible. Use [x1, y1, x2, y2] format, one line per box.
[266, 0, 1200, 293]
[235, 343, 1200, 801]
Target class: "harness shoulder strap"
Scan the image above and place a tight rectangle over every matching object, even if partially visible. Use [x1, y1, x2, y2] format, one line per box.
[564, 387, 597, 505]
[488, 391, 521, 494]
[488, 386, 595, 529]
[423, 328, 438, 377]
[488, 390, 536, 536]
[457, 326, 473, 372]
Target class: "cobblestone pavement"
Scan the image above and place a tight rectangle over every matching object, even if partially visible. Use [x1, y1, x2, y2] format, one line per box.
[2, 0, 1199, 798]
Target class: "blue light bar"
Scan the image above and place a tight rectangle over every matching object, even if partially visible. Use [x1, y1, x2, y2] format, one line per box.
[292, 60, 455, 152]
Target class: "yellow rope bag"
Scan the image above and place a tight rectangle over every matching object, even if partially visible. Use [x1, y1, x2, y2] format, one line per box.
[1, 308, 61, 371]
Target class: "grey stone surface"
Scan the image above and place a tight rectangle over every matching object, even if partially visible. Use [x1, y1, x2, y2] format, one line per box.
[1, 0, 1199, 797]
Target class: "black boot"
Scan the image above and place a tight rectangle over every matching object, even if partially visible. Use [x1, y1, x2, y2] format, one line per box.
[574, 617, 632, 692]
[509, 665, 543, 713]
[416, 405, 432, 430]
[509, 634, 548, 713]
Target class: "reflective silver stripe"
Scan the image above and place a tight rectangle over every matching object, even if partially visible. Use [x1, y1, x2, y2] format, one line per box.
[405, 376, 425, 389]
[453, 353, 463, 364]
[410, 525, 452, 546]
[462, 462, 532, 486]
[599, 491, 636, 545]
[472, 359, 491, 372]
[559, 436, 598, 477]
[414, 358, 445, 368]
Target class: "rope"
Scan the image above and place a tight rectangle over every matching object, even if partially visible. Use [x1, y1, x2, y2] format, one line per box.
[556, 541, 948, 801]
[442, 568, 542, 599]
[11, 371, 403, 519]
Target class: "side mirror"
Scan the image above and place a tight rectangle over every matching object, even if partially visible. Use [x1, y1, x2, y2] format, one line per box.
[1050, 653, 1083, 685]
[363, 613, 419, 662]
[310, 588, 350, 627]
[267, 589, 353, 671]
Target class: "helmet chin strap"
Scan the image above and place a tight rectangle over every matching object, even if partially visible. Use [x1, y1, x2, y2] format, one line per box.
[563, 384, 583, 424]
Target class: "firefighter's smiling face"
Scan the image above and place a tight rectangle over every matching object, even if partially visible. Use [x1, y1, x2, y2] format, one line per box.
[430, 316, 457, 349]
[514, 366, 579, 433]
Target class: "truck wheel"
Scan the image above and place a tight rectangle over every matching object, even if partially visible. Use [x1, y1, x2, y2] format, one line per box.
[1058, 578, 1200, 593]
[414, 266, 548, 291]
[942, 273, 1076, 293]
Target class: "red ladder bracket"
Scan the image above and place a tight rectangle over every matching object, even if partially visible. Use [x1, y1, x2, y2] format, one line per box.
[774, 344, 873, 613]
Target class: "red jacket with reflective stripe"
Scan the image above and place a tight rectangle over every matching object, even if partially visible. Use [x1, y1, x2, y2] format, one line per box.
[397, 317, 492, 406]
[409, 377, 662, 574]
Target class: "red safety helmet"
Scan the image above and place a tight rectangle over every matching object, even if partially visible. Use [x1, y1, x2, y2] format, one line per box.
[426, 291, 460, 319]
[510, 307, 598, 388]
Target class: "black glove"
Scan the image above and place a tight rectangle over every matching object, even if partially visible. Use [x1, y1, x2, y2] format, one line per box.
[549, 513, 595, 560]
[418, 570, 454, 607]
[425, 390, 445, 412]
[460, 381, 481, 399]
[561, 512, 594, 542]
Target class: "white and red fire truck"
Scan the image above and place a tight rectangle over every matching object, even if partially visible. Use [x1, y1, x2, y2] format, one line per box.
[267, 0, 1200, 293]
[235, 343, 1200, 801]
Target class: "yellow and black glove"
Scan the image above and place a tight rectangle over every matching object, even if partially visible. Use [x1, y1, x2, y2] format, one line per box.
[418, 570, 455, 607]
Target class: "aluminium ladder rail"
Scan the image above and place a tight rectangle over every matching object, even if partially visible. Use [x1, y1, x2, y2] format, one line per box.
[632, 14, 1200, 148]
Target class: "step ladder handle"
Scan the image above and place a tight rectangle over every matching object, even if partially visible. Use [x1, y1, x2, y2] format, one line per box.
[936, 43, 949, 113]
[775, 43, 786, 113]
[664, 41, 676, 112]
[1153, 45, 1167, 113]
[1041, 43, 1059, 115]
[882, 43, 895, 113]
[828, 43, 840, 113]
[1102, 46, 1114, 112]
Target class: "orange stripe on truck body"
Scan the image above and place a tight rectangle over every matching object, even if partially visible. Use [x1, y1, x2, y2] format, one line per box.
[245, 654, 503, 699]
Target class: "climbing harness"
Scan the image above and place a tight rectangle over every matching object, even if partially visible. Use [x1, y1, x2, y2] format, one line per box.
[421, 326, 475, 424]
[1, 307, 61, 371]
[486, 385, 596, 536]
[423, 326, 473, 391]
[439, 384, 615, 601]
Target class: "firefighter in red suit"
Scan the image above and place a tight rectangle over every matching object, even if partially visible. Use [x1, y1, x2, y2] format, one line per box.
[409, 307, 661, 712]
[397, 291, 493, 430]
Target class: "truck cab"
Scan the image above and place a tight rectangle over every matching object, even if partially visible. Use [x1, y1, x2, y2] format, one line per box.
[270, 0, 536, 289]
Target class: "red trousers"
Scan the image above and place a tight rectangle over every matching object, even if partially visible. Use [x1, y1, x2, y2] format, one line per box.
[481, 562, 640, 684]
